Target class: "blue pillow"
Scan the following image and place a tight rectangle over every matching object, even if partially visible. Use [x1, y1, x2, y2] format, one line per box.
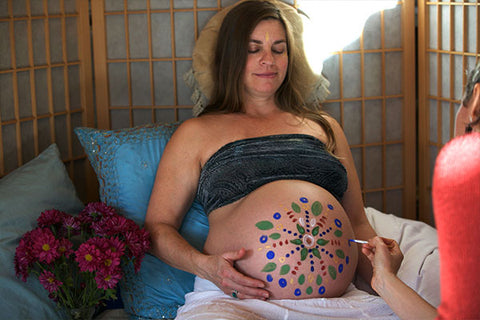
[0, 144, 85, 319]
[74, 123, 209, 319]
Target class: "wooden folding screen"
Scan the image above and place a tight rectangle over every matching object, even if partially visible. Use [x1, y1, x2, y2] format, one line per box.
[0, 0, 96, 201]
[418, 0, 480, 225]
[322, 0, 417, 220]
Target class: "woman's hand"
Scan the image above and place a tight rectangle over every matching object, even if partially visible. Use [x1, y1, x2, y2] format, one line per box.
[361, 237, 403, 292]
[202, 248, 270, 300]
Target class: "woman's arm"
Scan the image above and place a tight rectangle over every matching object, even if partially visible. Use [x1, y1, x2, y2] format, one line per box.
[327, 117, 377, 284]
[362, 237, 437, 320]
[144, 119, 268, 300]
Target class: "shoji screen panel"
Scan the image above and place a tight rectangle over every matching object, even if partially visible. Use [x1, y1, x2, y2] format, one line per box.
[91, 0, 239, 129]
[418, 0, 479, 225]
[322, 0, 417, 220]
[0, 0, 95, 201]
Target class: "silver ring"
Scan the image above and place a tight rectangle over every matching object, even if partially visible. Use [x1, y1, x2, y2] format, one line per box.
[231, 289, 238, 298]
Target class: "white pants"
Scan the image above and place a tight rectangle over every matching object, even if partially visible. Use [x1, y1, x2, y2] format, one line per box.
[175, 277, 398, 320]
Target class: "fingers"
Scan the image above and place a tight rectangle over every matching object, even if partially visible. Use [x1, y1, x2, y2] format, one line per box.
[215, 248, 269, 300]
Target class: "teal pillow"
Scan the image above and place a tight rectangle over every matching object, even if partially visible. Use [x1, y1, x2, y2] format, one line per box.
[74, 123, 209, 319]
[0, 144, 85, 319]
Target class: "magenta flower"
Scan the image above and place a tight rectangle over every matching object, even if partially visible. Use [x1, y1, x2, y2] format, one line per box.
[57, 238, 74, 258]
[79, 202, 116, 224]
[32, 228, 60, 263]
[14, 237, 34, 281]
[101, 249, 122, 273]
[95, 269, 122, 290]
[37, 209, 68, 228]
[39, 270, 63, 293]
[75, 242, 102, 272]
[107, 237, 126, 256]
[92, 214, 129, 236]
[62, 215, 80, 234]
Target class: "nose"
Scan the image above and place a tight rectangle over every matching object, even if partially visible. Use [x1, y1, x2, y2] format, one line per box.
[260, 50, 275, 66]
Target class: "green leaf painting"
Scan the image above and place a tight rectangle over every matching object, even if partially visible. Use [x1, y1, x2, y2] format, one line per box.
[261, 262, 277, 272]
[280, 264, 290, 275]
[328, 265, 337, 280]
[291, 202, 301, 213]
[290, 239, 302, 245]
[335, 249, 345, 259]
[311, 201, 323, 216]
[296, 224, 305, 234]
[316, 238, 329, 246]
[300, 248, 308, 261]
[269, 233, 281, 240]
[255, 221, 274, 230]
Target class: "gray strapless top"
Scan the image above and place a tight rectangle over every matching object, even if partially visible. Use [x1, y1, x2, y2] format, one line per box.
[197, 134, 348, 215]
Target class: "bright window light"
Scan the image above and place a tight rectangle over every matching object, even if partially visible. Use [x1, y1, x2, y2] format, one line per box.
[298, 0, 398, 74]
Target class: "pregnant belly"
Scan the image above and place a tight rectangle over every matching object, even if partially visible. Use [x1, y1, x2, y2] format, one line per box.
[204, 180, 359, 300]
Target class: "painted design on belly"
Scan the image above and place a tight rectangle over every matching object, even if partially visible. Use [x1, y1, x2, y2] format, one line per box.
[255, 197, 351, 297]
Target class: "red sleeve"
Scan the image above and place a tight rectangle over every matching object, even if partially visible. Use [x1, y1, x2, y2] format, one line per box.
[432, 132, 480, 319]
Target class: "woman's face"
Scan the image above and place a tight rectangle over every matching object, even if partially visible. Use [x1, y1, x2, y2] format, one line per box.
[456, 83, 480, 136]
[242, 19, 288, 101]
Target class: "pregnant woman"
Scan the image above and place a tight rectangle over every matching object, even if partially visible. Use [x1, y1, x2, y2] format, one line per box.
[145, 0, 377, 313]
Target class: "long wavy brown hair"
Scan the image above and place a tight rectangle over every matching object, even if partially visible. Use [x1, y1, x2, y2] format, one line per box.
[199, 0, 337, 152]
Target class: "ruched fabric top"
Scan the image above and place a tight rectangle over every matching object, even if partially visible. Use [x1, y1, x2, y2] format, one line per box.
[197, 134, 348, 215]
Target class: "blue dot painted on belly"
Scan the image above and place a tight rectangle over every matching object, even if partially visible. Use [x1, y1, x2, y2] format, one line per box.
[338, 264, 344, 273]
[296, 247, 300, 251]
[300, 197, 308, 203]
[266, 274, 273, 282]
[286, 253, 290, 258]
[346, 256, 350, 264]
[335, 219, 342, 228]
[259, 235, 268, 243]
[311, 266, 315, 272]
[273, 212, 281, 220]
[291, 250, 295, 254]
[319, 286, 326, 294]
[329, 254, 334, 258]
[294, 288, 302, 296]
[266, 251, 275, 259]
[321, 248, 325, 252]
[328, 204, 334, 210]
[279, 278, 287, 288]
[310, 260, 314, 265]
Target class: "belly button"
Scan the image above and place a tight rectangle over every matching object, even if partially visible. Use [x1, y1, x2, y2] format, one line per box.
[303, 234, 315, 247]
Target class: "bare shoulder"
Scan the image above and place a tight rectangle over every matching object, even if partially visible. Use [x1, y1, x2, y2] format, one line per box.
[323, 114, 343, 133]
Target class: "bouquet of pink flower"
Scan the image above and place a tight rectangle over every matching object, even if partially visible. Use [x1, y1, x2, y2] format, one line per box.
[14, 202, 150, 314]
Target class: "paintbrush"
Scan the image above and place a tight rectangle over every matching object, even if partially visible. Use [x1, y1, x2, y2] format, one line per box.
[349, 239, 368, 244]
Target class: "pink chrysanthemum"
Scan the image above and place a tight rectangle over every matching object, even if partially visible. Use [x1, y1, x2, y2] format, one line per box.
[95, 269, 122, 290]
[37, 209, 68, 228]
[75, 242, 102, 272]
[62, 215, 81, 234]
[124, 229, 150, 272]
[92, 214, 130, 237]
[107, 237, 125, 256]
[32, 228, 60, 264]
[78, 202, 116, 224]
[14, 237, 34, 281]
[101, 249, 122, 273]
[57, 238, 74, 258]
[39, 270, 63, 293]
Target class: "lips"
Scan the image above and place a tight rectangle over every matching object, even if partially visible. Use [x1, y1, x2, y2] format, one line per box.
[254, 72, 277, 78]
